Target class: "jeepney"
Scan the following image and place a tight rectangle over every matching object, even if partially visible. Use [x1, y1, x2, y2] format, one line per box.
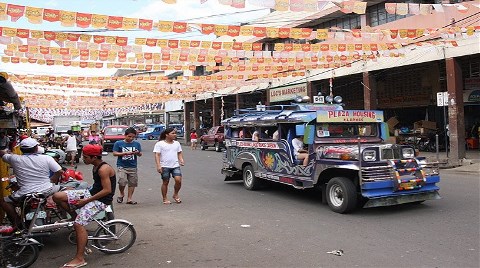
[221, 101, 440, 213]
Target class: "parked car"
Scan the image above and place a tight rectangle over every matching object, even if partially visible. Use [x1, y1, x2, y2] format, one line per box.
[138, 124, 165, 140]
[200, 126, 225, 152]
[167, 123, 184, 137]
[102, 125, 129, 152]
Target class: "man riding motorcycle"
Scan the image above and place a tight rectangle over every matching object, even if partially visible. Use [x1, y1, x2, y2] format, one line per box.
[0, 137, 63, 229]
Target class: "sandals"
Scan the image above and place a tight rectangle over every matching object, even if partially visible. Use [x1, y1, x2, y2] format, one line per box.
[163, 200, 171, 205]
[116, 196, 124, 203]
[126, 201, 137, 205]
[173, 197, 182, 204]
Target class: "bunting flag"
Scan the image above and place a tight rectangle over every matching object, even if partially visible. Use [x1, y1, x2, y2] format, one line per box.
[0, 2, 475, 40]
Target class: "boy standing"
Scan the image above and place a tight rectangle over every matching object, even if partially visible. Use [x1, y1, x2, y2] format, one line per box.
[113, 127, 142, 205]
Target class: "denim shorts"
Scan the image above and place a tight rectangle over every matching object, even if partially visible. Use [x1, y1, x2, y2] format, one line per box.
[161, 167, 182, 180]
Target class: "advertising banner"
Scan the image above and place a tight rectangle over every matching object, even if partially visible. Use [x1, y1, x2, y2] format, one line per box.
[317, 110, 384, 123]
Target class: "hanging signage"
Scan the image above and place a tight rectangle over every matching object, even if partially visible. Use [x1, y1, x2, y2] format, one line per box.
[436, 92, 448, 107]
[269, 83, 307, 103]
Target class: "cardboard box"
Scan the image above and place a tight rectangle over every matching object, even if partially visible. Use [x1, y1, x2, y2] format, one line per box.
[386, 117, 399, 135]
[414, 120, 436, 130]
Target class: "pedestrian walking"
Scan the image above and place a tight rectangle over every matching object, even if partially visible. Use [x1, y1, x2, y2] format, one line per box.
[153, 128, 184, 205]
[64, 130, 77, 167]
[190, 129, 197, 150]
[112, 127, 142, 205]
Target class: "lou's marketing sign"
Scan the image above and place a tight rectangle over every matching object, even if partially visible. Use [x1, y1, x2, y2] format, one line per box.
[269, 83, 307, 103]
[317, 110, 384, 123]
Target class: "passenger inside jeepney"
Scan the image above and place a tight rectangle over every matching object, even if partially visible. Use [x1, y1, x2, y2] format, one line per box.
[292, 135, 309, 166]
[252, 129, 260, 141]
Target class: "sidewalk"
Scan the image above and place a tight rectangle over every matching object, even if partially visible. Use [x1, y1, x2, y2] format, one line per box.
[419, 150, 480, 173]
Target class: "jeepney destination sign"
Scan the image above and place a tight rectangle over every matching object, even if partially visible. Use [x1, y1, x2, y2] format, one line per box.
[317, 110, 384, 122]
[269, 83, 307, 102]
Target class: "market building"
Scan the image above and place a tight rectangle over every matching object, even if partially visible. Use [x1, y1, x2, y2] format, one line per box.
[183, 1, 480, 166]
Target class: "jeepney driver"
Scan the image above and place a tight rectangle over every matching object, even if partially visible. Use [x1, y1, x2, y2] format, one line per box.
[292, 135, 309, 166]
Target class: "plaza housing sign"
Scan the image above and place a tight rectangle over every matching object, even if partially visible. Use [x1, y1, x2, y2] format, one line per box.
[269, 83, 307, 103]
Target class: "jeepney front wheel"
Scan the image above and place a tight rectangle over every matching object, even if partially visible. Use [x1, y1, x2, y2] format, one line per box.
[326, 177, 357, 214]
[243, 165, 261, 190]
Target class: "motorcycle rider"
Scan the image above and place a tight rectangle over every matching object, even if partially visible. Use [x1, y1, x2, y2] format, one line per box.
[53, 144, 116, 268]
[0, 137, 63, 229]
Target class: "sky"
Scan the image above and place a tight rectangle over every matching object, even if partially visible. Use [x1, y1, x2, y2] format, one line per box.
[0, 0, 272, 76]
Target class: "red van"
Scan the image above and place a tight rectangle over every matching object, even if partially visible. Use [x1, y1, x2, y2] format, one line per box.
[101, 125, 130, 152]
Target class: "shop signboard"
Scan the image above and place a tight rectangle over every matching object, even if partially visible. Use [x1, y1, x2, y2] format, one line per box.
[317, 110, 384, 123]
[269, 83, 307, 103]
[464, 89, 480, 103]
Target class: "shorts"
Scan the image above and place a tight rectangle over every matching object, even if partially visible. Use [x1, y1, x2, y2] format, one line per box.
[191, 139, 197, 143]
[66, 189, 107, 226]
[117, 167, 138, 187]
[4, 185, 61, 203]
[161, 167, 182, 180]
[66, 150, 77, 157]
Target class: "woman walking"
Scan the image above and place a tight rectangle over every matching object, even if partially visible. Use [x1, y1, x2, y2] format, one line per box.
[153, 128, 185, 204]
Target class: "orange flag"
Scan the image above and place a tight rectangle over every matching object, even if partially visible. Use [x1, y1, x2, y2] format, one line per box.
[25, 7, 42, 24]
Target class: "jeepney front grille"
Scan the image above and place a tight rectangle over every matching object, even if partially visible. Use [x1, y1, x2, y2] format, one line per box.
[361, 165, 394, 182]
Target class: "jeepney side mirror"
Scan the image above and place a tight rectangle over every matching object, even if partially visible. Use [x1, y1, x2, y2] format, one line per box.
[380, 122, 390, 142]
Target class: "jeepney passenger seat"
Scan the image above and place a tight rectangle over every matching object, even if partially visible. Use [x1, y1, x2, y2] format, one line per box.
[287, 128, 303, 165]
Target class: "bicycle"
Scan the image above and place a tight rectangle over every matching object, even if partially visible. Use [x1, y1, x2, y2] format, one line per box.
[1, 227, 42, 268]
[67, 205, 137, 254]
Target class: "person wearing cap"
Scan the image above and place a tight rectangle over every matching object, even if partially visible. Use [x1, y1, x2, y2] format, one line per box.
[0, 137, 63, 229]
[53, 144, 116, 268]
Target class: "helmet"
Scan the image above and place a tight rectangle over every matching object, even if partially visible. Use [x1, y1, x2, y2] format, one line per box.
[45, 149, 66, 164]
[82, 144, 103, 156]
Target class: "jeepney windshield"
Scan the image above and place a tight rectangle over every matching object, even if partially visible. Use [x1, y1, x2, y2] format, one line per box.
[316, 123, 377, 138]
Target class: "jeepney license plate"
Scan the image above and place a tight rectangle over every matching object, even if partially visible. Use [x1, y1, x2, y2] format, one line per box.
[26, 211, 46, 221]
[398, 182, 416, 190]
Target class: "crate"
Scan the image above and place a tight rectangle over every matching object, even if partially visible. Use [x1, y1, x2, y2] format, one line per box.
[414, 120, 436, 130]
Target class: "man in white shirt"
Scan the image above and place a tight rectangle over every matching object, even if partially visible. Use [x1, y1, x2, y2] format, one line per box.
[153, 128, 185, 205]
[0, 137, 63, 229]
[292, 135, 309, 166]
[64, 130, 77, 167]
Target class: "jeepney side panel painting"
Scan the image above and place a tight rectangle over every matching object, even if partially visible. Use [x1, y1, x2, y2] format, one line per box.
[226, 139, 315, 178]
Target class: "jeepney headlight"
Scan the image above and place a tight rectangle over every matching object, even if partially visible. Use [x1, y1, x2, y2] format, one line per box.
[402, 148, 415, 159]
[104, 139, 111, 143]
[362, 150, 376, 161]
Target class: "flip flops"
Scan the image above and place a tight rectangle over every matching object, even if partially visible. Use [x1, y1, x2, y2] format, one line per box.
[116, 196, 124, 204]
[126, 201, 137, 205]
[61, 262, 87, 268]
[173, 197, 182, 204]
[163, 200, 171, 205]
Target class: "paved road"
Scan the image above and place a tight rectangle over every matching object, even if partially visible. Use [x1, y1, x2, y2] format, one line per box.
[31, 140, 479, 268]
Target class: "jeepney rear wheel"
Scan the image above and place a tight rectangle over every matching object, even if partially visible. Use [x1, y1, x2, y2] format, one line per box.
[243, 165, 261, 190]
[326, 177, 357, 214]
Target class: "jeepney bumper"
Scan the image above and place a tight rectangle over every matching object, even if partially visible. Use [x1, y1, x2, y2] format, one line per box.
[222, 167, 242, 181]
[363, 191, 441, 208]
[362, 175, 441, 208]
